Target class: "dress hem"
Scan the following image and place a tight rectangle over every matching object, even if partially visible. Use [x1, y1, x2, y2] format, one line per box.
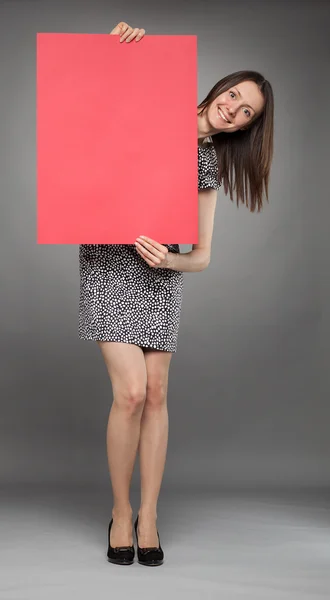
[78, 334, 177, 353]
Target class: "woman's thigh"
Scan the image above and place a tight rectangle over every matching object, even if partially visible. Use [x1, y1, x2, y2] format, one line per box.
[97, 341, 148, 402]
[143, 350, 173, 403]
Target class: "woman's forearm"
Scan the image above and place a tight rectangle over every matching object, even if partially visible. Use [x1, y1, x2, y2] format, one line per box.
[166, 248, 209, 273]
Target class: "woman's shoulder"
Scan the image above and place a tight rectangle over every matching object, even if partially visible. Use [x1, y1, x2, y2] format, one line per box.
[198, 138, 217, 157]
[198, 139, 217, 162]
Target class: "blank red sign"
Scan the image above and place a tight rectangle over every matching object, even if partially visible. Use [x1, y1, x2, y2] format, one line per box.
[36, 33, 198, 245]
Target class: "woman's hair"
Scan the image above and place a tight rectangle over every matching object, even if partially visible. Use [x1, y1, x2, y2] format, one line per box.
[198, 70, 274, 213]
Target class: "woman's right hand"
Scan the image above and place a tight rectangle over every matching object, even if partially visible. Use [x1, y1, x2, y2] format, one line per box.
[109, 22, 146, 42]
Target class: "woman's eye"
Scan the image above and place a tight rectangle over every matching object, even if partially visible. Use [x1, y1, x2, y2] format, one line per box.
[243, 108, 251, 118]
[229, 91, 235, 98]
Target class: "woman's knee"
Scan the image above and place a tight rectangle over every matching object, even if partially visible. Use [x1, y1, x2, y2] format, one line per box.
[114, 383, 147, 415]
[145, 377, 167, 409]
[97, 341, 147, 415]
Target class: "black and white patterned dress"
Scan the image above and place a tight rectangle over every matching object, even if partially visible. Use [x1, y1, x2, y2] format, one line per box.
[78, 143, 221, 352]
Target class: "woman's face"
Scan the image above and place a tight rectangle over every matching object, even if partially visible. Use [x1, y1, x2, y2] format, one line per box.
[207, 80, 265, 133]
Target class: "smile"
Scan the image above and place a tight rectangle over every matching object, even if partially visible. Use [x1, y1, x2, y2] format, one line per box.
[217, 107, 231, 123]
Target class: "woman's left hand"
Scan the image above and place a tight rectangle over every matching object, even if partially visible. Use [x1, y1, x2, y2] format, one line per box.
[135, 236, 170, 268]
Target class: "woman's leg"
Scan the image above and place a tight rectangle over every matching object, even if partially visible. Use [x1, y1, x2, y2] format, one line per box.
[98, 341, 147, 547]
[137, 349, 173, 547]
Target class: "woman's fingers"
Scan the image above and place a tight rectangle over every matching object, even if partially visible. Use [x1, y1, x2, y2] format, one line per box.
[109, 22, 145, 42]
[119, 24, 133, 41]
[138, 236, 168, 254]
[121, 27, 145, 42]
[109, 21, 127, 35]
[135, 244, 157, 267]
[135, 240, 162, 265]
[136, 237, 168, 260]
[109, 25, 121, 35]
[135, 28, 146, 41]
[135, 237, 169, 268]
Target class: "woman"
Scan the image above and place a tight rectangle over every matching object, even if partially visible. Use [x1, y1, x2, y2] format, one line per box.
[78, 22, 274, 566]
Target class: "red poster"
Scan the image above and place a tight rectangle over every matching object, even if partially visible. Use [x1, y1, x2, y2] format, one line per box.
[36, 33, 198, 244]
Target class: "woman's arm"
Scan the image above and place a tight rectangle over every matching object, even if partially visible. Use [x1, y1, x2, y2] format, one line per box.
[167, 188, 218, 272]
[135, 188, 218, 272]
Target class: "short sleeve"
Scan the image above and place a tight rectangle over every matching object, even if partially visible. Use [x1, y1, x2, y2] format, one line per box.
[198, 144, 222, 191]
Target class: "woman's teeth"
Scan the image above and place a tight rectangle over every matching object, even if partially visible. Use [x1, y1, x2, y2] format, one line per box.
[218, 107, 230, 123]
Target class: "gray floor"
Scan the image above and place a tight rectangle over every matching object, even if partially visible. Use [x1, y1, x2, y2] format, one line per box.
[1, 486, 330, 599]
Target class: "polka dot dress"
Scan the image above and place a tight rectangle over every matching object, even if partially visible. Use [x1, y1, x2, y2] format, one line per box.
[78, 143, 221, 352]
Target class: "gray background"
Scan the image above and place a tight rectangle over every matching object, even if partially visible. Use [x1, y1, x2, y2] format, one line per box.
[1, 0, 329, 490]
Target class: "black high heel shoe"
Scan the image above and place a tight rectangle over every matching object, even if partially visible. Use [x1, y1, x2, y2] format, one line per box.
[107, 518, 135, 565]
[134, 515, 164, 566]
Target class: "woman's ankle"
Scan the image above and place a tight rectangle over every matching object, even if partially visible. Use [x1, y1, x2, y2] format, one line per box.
[112, 504, 133, 519]
[138, 505, 158, 520]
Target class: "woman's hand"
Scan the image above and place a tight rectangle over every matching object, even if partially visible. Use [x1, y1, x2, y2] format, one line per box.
[109, 22, 146, 42]
[135, 236, 170, 268]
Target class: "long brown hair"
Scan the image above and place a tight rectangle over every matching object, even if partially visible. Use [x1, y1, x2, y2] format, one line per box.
[198, 71, 274, 213]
